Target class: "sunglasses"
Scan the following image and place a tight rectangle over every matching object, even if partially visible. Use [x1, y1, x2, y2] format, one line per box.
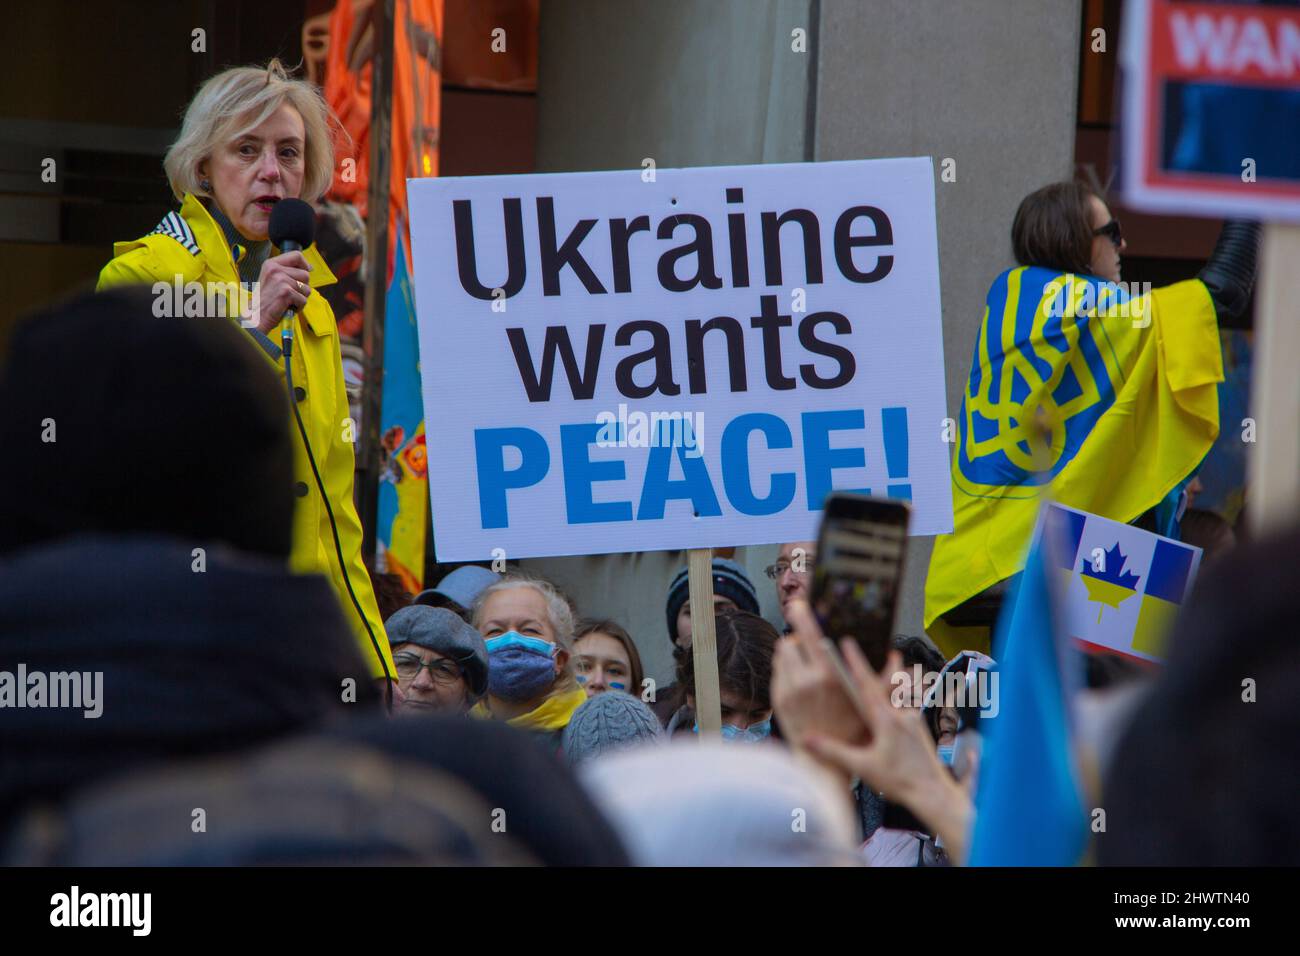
[1092, 218, 1123, 248]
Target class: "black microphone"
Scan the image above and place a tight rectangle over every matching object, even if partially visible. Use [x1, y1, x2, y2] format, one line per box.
[268, 198, 316, 332]
[268, 197, 315, 255]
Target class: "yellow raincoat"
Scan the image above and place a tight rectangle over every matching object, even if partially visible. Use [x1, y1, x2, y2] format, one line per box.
[97, 193, 395, 680]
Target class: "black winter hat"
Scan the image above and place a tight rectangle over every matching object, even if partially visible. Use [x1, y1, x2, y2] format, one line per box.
[665, 558, 760, 644]
[0, 286, 294, 559]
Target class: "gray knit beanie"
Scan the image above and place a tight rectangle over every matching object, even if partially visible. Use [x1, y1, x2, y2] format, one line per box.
[562, 692, 664, 765]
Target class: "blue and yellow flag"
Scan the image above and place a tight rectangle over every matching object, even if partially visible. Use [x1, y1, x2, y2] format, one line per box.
[969, 514, 1088, 866]
[377, 234, 430, 594]
[925, 267, 1222, 644]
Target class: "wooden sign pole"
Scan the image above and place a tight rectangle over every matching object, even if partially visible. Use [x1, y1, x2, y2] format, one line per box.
[687, 548, 722, 739]
[1247, 222, 1300, 536]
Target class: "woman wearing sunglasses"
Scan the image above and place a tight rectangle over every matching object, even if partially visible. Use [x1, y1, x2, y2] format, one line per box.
[925, 180, 1259, 655]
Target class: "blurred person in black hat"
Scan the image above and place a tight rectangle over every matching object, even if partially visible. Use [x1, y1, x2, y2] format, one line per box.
[1098, 522, 1300, 866]
[0, 287, 375, 833]
[385, 605, 488, 716]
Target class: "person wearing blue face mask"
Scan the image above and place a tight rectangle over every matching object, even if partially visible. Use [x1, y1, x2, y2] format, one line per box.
[665, 609, 777, 741]
[471, 572, 588, 749]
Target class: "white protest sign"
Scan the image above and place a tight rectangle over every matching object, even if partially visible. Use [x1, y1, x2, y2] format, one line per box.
[1037, 502, 1202, 664]
[407, 158, 951, 561]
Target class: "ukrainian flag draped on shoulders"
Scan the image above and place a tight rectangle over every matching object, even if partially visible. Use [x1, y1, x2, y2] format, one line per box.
[925, 267, 1223, 634]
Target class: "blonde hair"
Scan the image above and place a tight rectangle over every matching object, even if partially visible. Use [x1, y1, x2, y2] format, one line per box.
[163, 59, 336, 203]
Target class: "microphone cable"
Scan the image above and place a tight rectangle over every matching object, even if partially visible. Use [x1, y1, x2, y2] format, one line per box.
[281, 319, 394, 712]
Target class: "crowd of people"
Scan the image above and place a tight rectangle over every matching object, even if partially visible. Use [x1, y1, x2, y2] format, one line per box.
[1, 58, 1291, 868]
[1, 289, 1292, 866]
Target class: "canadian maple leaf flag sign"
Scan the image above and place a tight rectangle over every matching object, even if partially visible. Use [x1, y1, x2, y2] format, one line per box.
[1080, 541, 1143, 624]
[1034, 503, 1203, 663]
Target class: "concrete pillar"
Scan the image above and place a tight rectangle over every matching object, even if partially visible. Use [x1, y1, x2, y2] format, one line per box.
[815, 0, 1082, 640]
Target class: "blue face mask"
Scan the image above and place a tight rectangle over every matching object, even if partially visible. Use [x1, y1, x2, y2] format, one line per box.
[485, 631, 557, 702]
[693, 719, 772, 743]
[485, 632, 556, 656]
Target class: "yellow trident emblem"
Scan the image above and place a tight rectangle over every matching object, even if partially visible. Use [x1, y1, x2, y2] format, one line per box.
[964, 270, 1106, 477]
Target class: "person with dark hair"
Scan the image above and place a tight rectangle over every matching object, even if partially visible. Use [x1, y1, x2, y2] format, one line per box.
[889, 633, 947, 710]
[1010, 181, 1125, 281]
[573, 618, 645, 699]
[1097, 523, 1300, 865]
[665, 608, 777, 741]
[0, 288, 375, 833]
[850, 632, 952, 854]
[368, 566, 415, 622]
[651, 558, 761, 724]
[925, 179, 1261, 656]
[1177, 507, 1237, 565]
[0, 287, 296, 559]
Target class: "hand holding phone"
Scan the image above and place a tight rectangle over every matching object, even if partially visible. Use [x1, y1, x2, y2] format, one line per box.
[811, 493, 911, 671]
[772, 600, 873, 755]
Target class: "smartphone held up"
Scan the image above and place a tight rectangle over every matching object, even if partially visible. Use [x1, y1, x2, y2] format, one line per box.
[811, 493, 911, 672]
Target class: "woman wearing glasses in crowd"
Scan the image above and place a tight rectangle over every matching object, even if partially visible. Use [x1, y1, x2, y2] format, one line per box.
[384, 605, 489, 716]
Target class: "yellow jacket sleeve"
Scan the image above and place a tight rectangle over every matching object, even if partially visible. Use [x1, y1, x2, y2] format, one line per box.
[97, 236, 204, 290]
[319, 335, 396, 682]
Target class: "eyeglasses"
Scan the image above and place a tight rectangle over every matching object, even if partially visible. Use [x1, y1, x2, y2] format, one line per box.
[1092, 218, 1123, 248]
[393, 654, 465, 684]
[763, 561, 810, 581]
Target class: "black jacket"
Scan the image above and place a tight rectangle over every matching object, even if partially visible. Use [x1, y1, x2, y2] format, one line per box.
[0, 534, 374, 831]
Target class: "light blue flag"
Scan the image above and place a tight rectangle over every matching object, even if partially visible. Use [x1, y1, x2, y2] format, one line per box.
[968, 506, 1089, 866]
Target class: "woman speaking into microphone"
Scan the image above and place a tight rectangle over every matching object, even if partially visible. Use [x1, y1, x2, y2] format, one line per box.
[97, 59, 395, 688]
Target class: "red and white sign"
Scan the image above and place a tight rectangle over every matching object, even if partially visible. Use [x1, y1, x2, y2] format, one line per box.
[1121, 0, 1300, 220]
